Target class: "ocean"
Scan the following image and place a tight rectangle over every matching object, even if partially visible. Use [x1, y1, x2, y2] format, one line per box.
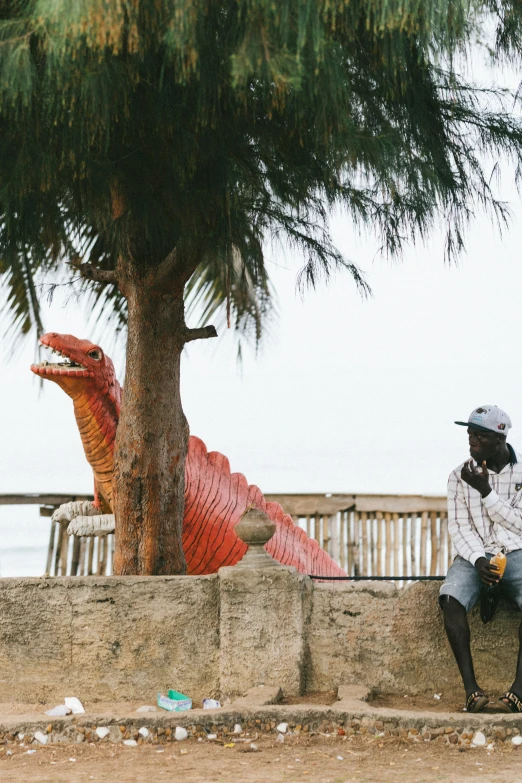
[0, 505, 51, 577]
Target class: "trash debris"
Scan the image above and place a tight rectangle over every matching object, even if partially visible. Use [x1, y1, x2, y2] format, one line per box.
[234, 724, 242, 734]
[95, 727, 110, 739]
[138, 727, 150, 738]
[157, 691, 192, 712]
[207, 734, 217, 740]
[175, 727, 188, 741]
[69, 758, 76, 762]
[34, 732, 48, 745]
[224, 743, 235, 748]
[276, 733, 285, 744]
[6, 750, 13, 756]
[180, 749, 189, 755]
[64, 697, 85, 714]
[472, 732, 486, 747]
[202, 699, 221, 710]
[45, 704, 72, 717]
[512, 736, 522, 746]
[123, 739, 138, 747]
[276, 723, 288, 734]
[18, 734, 25, 740]
[337, 756, 344, 761]
[433, 693, 442, 700]
[25, 750, 36, 755]
[136, 705, 157, 713]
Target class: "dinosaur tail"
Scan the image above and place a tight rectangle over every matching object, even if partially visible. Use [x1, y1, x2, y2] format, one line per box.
[183, 436, 346, 577]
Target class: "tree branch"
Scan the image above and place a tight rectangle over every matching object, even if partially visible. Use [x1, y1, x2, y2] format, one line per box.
[68, 259, 119, 285]
[183, 325, 218, 343]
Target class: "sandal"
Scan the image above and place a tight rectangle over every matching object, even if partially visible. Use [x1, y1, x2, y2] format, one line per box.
[466, 691, 489, 713]
[493, 691, 522, 713]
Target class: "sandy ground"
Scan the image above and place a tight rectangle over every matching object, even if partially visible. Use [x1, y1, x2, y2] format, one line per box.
[2, 733, 522, 783]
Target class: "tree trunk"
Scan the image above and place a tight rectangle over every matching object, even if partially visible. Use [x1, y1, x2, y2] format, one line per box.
[112, 282, 188, 575]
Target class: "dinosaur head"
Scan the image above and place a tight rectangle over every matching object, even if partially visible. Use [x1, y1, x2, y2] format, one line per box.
[30, 332, 117, 399]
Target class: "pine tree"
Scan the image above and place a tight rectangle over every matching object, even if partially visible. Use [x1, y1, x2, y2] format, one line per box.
[1, 0, 522, 573]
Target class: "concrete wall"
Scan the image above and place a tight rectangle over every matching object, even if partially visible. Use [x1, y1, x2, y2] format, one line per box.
[0, 570, 520, 704]
[306, 580, 521, 696]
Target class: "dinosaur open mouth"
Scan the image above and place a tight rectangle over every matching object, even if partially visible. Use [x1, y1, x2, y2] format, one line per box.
[31, 345, 90, 377]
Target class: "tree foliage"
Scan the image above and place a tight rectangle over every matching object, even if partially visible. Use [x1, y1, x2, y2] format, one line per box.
[0, 0, 522, 346]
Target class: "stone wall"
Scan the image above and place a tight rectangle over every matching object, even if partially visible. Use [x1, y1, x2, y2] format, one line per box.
[306, 580, 522, 695]
[1, 569, 520, 704]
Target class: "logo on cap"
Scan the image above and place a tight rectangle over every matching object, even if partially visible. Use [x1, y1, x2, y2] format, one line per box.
[498, 423, 506, 431]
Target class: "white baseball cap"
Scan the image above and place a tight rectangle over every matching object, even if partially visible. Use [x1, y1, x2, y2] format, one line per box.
[455, 405, 512, 435]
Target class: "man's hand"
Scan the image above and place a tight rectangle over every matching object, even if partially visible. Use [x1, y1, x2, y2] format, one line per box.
[461, 459, 492, 498]
[475, 556, 501, 586]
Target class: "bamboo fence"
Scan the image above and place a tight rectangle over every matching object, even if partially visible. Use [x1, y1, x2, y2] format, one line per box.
[1, 492, 450, 580]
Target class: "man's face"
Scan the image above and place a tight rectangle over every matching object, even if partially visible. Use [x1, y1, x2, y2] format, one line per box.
[467, 426, 500, 462]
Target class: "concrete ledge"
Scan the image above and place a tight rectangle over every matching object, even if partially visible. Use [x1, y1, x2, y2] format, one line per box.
[2, 695, 522, 748]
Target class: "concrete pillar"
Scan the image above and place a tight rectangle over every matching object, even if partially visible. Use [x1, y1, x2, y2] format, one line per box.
[218, 510, 312, 699]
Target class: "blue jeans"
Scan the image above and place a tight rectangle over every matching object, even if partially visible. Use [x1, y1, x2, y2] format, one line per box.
[439, 551, 522, 612]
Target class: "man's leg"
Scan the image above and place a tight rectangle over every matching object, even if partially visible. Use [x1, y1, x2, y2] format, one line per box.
[505, 618, 522, 699]
[442, 595, 482, 699]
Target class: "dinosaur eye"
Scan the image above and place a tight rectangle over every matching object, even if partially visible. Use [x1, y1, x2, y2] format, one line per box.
[88, 349, 103, 361]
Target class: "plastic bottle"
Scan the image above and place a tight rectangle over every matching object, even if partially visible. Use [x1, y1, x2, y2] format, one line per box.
[490, 550, 507, 578]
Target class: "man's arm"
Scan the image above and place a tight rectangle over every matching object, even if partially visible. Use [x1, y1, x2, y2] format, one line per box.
[447, 469, 487, 565]
[461, 459, 522, 535]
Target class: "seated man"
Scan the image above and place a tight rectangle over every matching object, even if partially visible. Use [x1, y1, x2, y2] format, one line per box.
[440, 405, 522, 713]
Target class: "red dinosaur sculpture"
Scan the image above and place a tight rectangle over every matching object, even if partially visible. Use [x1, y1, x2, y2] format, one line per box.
[31, 332, 345, 576]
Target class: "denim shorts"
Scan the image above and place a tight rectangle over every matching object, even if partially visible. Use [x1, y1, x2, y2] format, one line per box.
[439, 551, 522, 612]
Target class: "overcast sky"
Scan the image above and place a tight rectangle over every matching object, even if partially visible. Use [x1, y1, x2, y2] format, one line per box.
[2, 56, 522, 569]
[1, 195, 521, 507]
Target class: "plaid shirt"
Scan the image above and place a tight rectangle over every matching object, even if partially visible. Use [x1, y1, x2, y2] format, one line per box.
[448, 446, 522, 565]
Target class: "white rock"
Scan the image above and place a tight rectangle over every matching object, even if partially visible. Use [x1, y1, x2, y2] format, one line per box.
[472, 731, 486, 747]
[512, 735, 522, 745]
[95, 727, 110, 739]
[25, 750, 36, 755]
[34, 732, 48, 745]
[136, 705, 157, 713]
[138, 727, 150, 738]
[45, 705, 72, 717]
[175, 727, 188, 741]
[64, 697, 85, 714]
[276, 723, 288, 734]
[18, 733, 25, 740]
[276, 733, 285, 744]
[123, 739, 138, 747]
[233, 724, 242, 734]
[486, 743, 495, 750]
[207, 734, 217, 740]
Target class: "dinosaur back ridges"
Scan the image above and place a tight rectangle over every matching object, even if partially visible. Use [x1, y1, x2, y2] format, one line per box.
[183, 436, 346, 577]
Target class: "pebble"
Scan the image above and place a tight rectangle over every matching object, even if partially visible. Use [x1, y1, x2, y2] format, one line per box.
[276, 733, 285, 744]
[34, 732, 48, 745]
[175, 727, 188, 741]
[95, 727, 110, 739]
[276, 723, 288, 734]
[234, 724, 242, 734]
[472, 732, 486, 747]
[123, 739, 138, 747]
[206, 734, 217, 740]
[138, 727, 150, 738]
[512, 736, 522, 746]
